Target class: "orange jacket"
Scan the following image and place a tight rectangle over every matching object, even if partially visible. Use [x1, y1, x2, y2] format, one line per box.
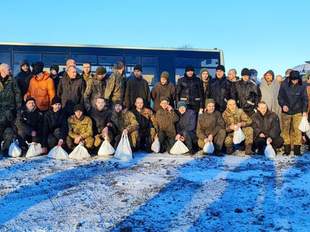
[25, 72, 55, 111]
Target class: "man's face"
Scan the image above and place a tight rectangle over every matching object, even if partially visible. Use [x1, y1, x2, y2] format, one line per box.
[83, 64, 91, 74]
[51, 69, 57, 75]
[160, 77, 167, 85]
[0, 65, 10, 77]
[160, 100, 169, 110]
[201, 71, 209, 81]
[114, 104, 123, 113]
[186, 71, 194, 78]
[74, 110, 83, 119]
[135, 98, 144, 110]
[52, 103, 61, 112]
[228, 70, 236, 81]
[265, 73, 273, 83]
[178, 106, 186, 115]
[26, 100, 36, 111]
[258, 103, 268, 115]
[67, 67, 77, 79]
[242, 75, 250, 82]
[134, 70, 142, 78]
[216, 70, 224, 79]
[95, 98, 106, 111]
[96, 74, 105, 80]
[206, 103, 215, 113]
[21, 64, 29, 72]
[227, 100, 237, 112]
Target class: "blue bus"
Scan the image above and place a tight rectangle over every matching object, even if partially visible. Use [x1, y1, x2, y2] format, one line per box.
[0, 42, 224, 85]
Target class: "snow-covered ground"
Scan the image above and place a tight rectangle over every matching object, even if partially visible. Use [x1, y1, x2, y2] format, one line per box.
[0, 151, 309, 232]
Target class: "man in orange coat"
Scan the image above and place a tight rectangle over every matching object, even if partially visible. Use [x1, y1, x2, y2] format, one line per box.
[24, 62, 55, 112]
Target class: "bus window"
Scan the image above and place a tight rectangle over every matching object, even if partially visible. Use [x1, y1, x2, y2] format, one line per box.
[42, 53, 68, 66]
[71, 54, 97, 65]
[142, 56, 158, 66]
[124, 56, 140, 65]
[14, 53, 41, 65]
[98, 56, 123, 65]
[0, 52, 11, 65]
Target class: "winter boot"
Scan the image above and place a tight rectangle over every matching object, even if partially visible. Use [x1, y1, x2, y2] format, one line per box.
[293, 145, 301, 156]
[226, 146, 234, 155]
[283, 145, 291, 156]
[245, 144, 253, 155]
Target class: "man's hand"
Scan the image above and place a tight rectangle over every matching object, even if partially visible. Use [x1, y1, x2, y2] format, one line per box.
[31, 131, 37, 137]
[283, 105, 289, 112]
[208, 134, 213, 142]
[175, 134, 181, 140]
[302, 112, 308, 117]
[199, 108, 204, 115]
[58, 139, 64, 146]
[259, 133, 266, 138]
[42, 147, 48, 154]
[180, 136, 185, 142]
[267, 137, 272, 144]
[74, 136, 81, 144]
[123, 129, 128, 135]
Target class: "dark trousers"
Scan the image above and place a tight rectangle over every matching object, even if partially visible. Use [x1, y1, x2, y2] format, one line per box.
[254, 137, 284, 155]
[158, 131, 175, 153]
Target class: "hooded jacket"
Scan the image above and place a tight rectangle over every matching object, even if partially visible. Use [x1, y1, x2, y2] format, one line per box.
[25, 72, 55, 111]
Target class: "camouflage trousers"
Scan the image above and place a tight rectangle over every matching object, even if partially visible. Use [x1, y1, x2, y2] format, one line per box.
[198, 129, 226, 151]
[66, 136, 94, 150]
[224, 127, 253, 146]
[0, 126, 15, 152]
[281, 113, 302, 146]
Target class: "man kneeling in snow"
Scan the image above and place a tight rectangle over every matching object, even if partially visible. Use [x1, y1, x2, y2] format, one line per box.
[251, 101, 283, 155]
[110, 101, 139, 150]
[196, 98, 226, 155]
[66, 104, 94, 150]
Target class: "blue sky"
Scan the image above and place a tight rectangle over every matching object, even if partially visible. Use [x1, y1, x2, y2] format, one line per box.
[1, 0, 309, 77]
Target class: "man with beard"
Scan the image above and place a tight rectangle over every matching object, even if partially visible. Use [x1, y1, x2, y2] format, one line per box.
[125, 64, 150, 110]
[176, 66, 204, 113]
[210, 65, 233, 113]
[151, 71, 175, 112]
[84, 66, 107, 111]
[15, 60, 32, 99]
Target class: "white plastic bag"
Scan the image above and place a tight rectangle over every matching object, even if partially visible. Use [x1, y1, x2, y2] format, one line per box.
[170, 140, 189, 155]
[203, 141, 214, 154]
[25, 142, 43, 158]
[8, 140, 22, 158]
[151, 137, 160, 153]
[233, 128, 245, 144]
[298, 116, 310, 132]
[48, 146, 69, 160]
[69, 143, 91, 160]
[306, 130, 310, 139]
[114, 132, 133, 161]
[264, 142, 276, 160]
[98, 140, 115, 156]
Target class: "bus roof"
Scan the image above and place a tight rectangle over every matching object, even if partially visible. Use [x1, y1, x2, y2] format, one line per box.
[0, 41, 223, 53]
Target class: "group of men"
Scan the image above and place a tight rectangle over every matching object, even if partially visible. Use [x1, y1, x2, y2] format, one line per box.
[0, 58, 308, 157]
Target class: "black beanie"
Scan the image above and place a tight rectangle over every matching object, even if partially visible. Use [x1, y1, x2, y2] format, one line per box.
[241, 68, 250, 77]
[289, 70, 301, 80]
[25, 96, 36, 104]
[134, 64, 142, 72]
[96, 66, 107, 75]
[216, 65, 225, 72]
[32, 62, 44, 75]
[185, 66, 195, 72]
[74, 104, 84, 113]
[51, 96, 61, 105]
[50, 64, 59, 73]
